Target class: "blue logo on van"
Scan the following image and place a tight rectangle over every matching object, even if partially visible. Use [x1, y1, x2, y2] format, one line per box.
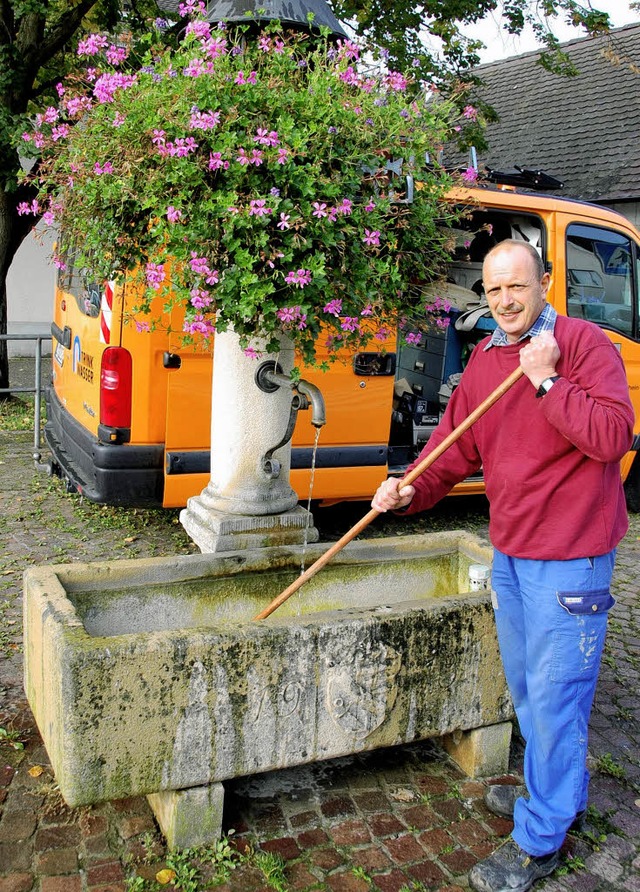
[72, 336, 81, 373]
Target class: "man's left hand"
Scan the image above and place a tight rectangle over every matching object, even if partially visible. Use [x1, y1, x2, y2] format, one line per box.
[519, 331, 561, 390]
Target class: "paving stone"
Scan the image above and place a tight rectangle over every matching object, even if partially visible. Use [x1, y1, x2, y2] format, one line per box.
[309, 846, 345, 871]
[325, 871, 371, 892]
[36, 849, 79, 876]
[406, 857, 446, 886]
[34, 824, 82, 850]
[368, 813, 405, 838]
[0, 875, 34, 892]
[0, 810, 36, 841]
[295, 828, 329, 848]
[383, 832, 425, 864]
[417, 827, 453, 854]
[40, 879, 82, 892]
[0, 841, 33, 872]
[400, 803, 439, 830]
[329, 819, 371, 847]
[259, 836, 301, 860]
[320, 797, 357, 819]
[85, 860, 125, 885]
[371, 870, 411, 892]
[349, 845, 393, 873]
[439, 846, 478, 875]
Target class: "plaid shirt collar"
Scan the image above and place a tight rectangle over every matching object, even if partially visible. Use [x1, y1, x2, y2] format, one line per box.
[484, 302, 557, 350]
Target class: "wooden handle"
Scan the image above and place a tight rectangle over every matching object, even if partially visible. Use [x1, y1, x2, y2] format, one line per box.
[253, 365, 524, 620]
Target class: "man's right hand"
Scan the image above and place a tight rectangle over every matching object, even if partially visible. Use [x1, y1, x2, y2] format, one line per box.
[371, 477, 415, 513]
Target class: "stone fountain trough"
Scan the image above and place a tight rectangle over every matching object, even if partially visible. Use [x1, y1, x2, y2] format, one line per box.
[23, 530, 513, 847]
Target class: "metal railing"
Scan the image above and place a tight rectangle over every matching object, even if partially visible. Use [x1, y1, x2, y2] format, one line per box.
[0, 332, 52, 467]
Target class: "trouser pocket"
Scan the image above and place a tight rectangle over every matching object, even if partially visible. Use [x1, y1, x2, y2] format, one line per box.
[549, 588, 615, 683]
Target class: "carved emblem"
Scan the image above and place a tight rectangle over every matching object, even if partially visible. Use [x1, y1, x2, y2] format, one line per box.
[325, 640, 402, 738]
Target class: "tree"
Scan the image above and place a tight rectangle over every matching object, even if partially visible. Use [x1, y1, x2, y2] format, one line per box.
[1, 0, 616, 390]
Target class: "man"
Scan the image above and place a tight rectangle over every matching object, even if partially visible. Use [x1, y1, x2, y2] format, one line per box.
[372, 239, 634, 892]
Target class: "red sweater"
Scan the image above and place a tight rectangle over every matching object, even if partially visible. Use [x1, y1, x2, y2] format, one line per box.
[403, 314, 635, 560]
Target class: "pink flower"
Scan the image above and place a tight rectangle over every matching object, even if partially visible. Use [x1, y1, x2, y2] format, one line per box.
[312, 202, 328, 218]
[184, 315, 216, 336]
[462, 167, 478, 184]
[106, 45, 128, 66]
[145, 262, 165, 290]
[374, 327, 391, 341]
[323, 298, 342, 316]
[17, 200, 39, 216]
[405, 331, 422, 345]
[135, 320, 151, 333]
[385, 71, 408, 91]
[112, 112, 125, 127]
[463, 105, 478, 121]
[51, 124, 70, 141]
[250, 149, 264, 166]
[243, 346, 260, 358]
[277, 213, 291, 230]
[236, 148, 250, 166]
[235, 70, 257, 85]
[94, 162, 113, 175]
[341, 317, 360, 332]
[277, 148, 289, 164]
[190, 288, 213, 308]
[77, 34, 108, 57]
[258, 36, 272, 52]
[249, 199, 272, 217]
[361, 304, 373, 316]
[364, 199, 375, 212]
[285, 269, 312, 288]
[208, 152, 229, 171]
[189, 109, 220, 130]
[276, 306, 299, 323]
[254, 128, 279, 146]
[336, 198, 353, 216]
[167, 206, 182, 223]
[363, 229, 380, 247]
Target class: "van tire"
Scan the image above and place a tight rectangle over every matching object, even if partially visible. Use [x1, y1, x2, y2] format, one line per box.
[624, 459, 640, 514]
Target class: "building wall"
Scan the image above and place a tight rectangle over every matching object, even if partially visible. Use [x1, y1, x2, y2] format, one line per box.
[6, 224, 55, 357]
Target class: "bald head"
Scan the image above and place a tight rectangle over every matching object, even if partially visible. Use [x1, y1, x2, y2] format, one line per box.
[483, 239, 545, 281]
[482, 239, 550, 343]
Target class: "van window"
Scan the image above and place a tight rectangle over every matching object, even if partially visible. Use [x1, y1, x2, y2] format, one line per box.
[566, 224, 637, 338]
[57, 249, 101, 318]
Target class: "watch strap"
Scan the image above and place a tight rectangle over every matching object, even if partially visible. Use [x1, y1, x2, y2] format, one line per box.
[535, 375, 560, 399]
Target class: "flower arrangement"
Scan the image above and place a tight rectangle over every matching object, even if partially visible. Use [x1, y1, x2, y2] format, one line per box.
[21, 3, 461, 366]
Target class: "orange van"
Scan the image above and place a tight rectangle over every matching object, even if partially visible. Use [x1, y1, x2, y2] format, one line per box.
[46, 179, 640, 510]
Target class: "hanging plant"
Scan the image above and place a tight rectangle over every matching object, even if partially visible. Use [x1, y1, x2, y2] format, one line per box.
[20, 3, 462, 366]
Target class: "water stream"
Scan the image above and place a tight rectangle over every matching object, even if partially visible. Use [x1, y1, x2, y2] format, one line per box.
[297, 425, 322, 613]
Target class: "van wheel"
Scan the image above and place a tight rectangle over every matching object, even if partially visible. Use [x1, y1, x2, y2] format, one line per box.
[624, 459, 640, 513]
[47, 459, 62, 479]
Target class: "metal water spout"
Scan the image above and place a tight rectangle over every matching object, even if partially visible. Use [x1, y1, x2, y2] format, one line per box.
[294, 378, 326, 428]
[255, 361, 326, 478]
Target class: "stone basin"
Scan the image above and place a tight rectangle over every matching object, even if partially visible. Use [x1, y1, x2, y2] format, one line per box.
[23, 530, 513, 846]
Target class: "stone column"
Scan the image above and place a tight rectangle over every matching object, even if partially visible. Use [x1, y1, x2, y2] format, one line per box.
[180, 328, 318, 552]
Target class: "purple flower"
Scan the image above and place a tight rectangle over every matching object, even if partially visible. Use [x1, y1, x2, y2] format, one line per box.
[167, 206, 182, 223]
[94, 161, 113, 175]
[341, 317, 360, 332]
[462, 167, 478, 184]
[184, 314, 215, 336]
[190, 288, 213, 309]
[405, 331, 422, 346]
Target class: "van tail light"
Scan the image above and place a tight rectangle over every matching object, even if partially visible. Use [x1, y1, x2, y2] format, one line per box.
[99, 347, 132, 442]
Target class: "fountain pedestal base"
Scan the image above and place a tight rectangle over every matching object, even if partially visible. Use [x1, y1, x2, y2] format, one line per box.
[180, 501, 319, 553]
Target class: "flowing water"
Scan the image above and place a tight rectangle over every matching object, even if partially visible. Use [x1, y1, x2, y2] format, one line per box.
[297, 425, 322, 613]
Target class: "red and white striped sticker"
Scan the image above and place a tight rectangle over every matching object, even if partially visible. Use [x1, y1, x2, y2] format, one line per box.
[100, 281, 115, 344]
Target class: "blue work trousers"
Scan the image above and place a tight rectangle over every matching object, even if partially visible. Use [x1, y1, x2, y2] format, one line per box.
[491, 548, 616, 856]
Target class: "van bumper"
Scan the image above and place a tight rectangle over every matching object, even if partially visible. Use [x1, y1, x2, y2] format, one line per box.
[44, 386, 164, 507]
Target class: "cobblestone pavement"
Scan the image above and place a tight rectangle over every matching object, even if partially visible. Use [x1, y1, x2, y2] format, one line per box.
[1, 405, 639, 890]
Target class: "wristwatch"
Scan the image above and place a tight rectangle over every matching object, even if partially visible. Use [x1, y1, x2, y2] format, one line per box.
[535, 375, 561, 399]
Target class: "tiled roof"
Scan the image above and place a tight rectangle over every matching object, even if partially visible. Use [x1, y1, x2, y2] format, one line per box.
[459, 23, 640, 202]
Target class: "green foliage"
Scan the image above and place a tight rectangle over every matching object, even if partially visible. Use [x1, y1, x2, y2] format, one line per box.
[254, 850, 288, 891]
[24, 12, 463, 365]
[595, 752, 626, 779]
[0, 725, 25, 750]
